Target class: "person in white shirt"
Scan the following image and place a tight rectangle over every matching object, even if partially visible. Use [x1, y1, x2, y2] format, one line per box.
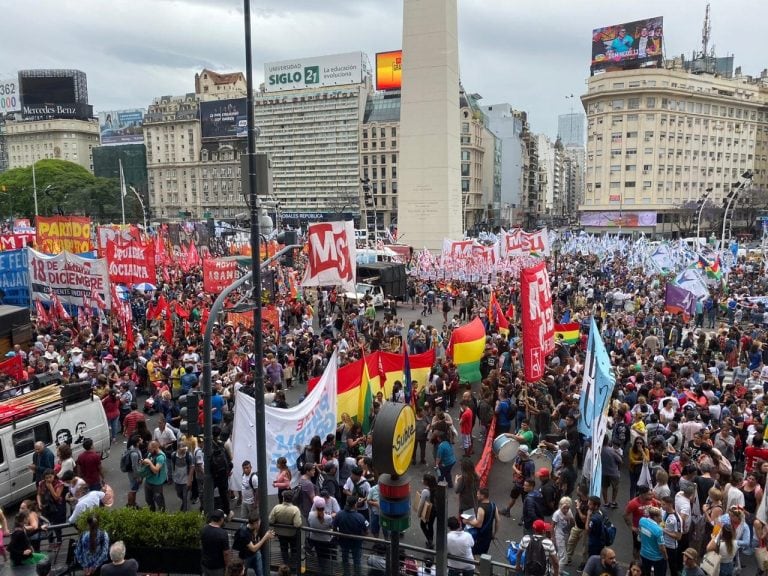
[240, 460, 258, 519]
[152, 417, 177, 454]
[68, 485, 105, 524]
[446, 516, 475, 576]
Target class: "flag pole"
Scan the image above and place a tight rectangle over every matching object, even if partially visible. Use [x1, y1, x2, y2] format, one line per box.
[119, 159, 126, 225]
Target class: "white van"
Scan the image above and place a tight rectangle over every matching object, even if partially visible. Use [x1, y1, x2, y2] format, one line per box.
[0, 383, 110, 508]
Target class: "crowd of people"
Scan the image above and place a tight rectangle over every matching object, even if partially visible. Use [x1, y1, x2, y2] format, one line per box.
[4, 243, 768, 576]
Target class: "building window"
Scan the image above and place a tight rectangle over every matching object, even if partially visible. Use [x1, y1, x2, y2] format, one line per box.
[391, 127, 397, 137]
[461, 179, 470, 192]
[628, 98, 640, 110]
[612, 99, 624, 110]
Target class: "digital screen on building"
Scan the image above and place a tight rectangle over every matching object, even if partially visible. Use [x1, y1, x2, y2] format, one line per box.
[591, 16, 663, 74]
[376, 50, 402, 91]
[200, 98, 248, 140]
[20, 75, 76, 106]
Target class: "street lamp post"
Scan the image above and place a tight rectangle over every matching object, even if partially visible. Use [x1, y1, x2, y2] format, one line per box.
[720, 171, 753, 253]
[695, 187, 712, 242]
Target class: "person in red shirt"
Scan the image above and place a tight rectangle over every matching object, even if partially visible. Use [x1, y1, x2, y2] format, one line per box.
[623, 485, 659, 561]
[745, 436, 768, 474]
[101, 390, 121, 444]
[75, 438, 103, 491]
[122, 404, 146, 440]
[459, 399, 474, 457]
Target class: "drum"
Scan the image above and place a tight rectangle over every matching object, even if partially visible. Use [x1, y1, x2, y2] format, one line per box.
[492, 434, 520, 463]
[530, 448, 554, 472]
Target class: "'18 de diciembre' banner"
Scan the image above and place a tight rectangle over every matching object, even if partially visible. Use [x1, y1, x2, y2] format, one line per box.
[28, 248, 110, 309]
[36, 216, 94, 254]
[105, 239, 154, 286]
[520, 261, 555, 382]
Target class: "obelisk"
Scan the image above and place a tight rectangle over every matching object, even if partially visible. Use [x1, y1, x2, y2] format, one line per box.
[397, 0, 462, 251]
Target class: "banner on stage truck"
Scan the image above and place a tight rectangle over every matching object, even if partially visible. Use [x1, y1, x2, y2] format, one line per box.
[27, 248, 110, 309]
[0, 232, 36, 252]
[520, 261, 555, 382]
[302, 221, 356, 293]
[36, 216, 93, 254]
[203, 258, 239, 294]
[232, 350, 338, 494]
[0, 249, 30, 307]
[503, 228, 551, 257]
[105, 239, 154, 286]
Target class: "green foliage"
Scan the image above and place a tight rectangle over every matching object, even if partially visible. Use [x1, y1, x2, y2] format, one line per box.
[74, 507, 204, 549]
[0, 159, 143, 223]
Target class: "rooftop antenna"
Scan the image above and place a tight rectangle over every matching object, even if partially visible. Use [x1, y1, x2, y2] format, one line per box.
[701, 2, 712, 71]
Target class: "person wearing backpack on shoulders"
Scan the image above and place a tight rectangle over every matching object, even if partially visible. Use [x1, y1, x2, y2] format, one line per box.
[170, 440, 193, 511]
[660, 495, 683, 576]
[585, 496, 607, 562]
[515, 519, 559, 576]
[122, 434, 144, 508]
[342, 465, 371, 521]
[210, 428, 233, 520]
[240, 460, 258, 520]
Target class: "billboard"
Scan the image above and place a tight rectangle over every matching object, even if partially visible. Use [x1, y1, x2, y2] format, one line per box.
[99, 109, 145, 145]
[200, 98, 247, 139]
[264, 52, 364, 92]
[0, 74, 21, 113]
[376, 51, 402, 91]
[19, 72, 92, 119]
[591, 16, 663, 74]
[580, 211, 657, 227]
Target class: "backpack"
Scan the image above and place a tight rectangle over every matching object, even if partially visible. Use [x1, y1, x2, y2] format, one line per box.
[120, 448, 135, 473]
[524, 535, 549, 576]
[601, 515, 617, 546]
[211, 443, 231, 479]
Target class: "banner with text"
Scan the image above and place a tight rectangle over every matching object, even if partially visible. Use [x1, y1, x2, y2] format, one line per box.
[302, 221, 356, 292]
[97, 225, 142, 256]
[105, 239, 154, 286]
[503, 228, 551, 257]
[0, 249, 30, 307]
[232, 350, 338, 494]
[28, 248, 110, 309]
[36, 216, 93, 254]
[0, 232, 36, 252]
[520, 261, 555, 382]
[203, 258, 239, 293]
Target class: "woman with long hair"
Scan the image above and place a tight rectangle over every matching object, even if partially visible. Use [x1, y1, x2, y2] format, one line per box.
[74, 516, 110, 576]
[418, 473, 438, 549]
[454, 457, 479, 516]
[628, 437, 649, 499]
[307, 497, 335, 574]
[18, 500, 46, 553]
[707, 523, 737, 576]
[56, 443, 75, 479]
[272, 457, 292, 501]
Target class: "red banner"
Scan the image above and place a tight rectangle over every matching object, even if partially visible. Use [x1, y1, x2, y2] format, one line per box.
[475, 415, 497, 488]
[105, 239, 154, 286]
[36, 216, 93, 254]
[520, 261, 555, 382]
[301, 221, 356, 292]
[0, 355, 23, 381]
[0, 233, 35, 251]
[203, 258, 239, 294]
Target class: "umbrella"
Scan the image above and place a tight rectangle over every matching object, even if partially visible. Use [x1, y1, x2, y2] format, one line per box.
[133, 282, 157, 293]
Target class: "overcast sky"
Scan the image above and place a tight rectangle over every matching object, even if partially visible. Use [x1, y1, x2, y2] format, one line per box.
[3, 0, 766, 138]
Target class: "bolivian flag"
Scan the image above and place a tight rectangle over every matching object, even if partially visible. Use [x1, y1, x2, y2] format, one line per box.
[447, 317, 486, 383]
[554, 322, 580, 345]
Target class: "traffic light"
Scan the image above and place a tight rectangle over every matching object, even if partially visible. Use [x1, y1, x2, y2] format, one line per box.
[179, 392, 200, 436]
[276, 230, 298, 268]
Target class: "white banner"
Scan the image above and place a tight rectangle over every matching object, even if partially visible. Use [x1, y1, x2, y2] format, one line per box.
[301, 221, 356, 292]
[232, 350, 338, 495]
[27, 248, 111, 309]
[503, 228, 551, 257]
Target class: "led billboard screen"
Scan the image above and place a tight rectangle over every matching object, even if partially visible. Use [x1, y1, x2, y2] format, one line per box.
[591, 16, 663, 74]
[200, 98, 248, 139]
[99, 109, 145, 145]
[376, 50, 402, 91]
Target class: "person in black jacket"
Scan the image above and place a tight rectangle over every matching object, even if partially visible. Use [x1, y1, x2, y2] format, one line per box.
[522, 479, 547, 535]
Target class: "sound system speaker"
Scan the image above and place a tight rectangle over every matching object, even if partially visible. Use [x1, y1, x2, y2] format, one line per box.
[31, 371, 62, 391]
[61, 381, 92, 404]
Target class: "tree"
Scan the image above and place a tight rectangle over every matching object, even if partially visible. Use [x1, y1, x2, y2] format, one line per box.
[0, 159, 142, 223]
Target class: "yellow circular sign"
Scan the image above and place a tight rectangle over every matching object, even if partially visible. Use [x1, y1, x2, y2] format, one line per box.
[391, 405, 416, 476]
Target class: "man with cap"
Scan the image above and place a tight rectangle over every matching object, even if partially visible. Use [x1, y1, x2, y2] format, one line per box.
[268, 490, 302, 573]
[200, 509, 229, 576]
[681, 548, 705, 576]
[582, 548, 619, 576]
[514, 519, 559, 576]
[500, 444, 535, 517]
[538, 467, 559, 516]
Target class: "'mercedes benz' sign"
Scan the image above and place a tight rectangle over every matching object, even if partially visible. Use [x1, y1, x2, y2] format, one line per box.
[22, 102, 92, 120]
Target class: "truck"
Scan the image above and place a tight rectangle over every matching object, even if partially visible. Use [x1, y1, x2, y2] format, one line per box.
[344, 262, 408, 307]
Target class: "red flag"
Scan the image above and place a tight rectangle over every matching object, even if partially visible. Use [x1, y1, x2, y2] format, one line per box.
[173, 301, 190, 320]
[164, 318, 174, 344]
[0, 355, 24, 381]
[186, 242, 201, 270]
[201, 306, 210, 328]
[147, 294, 169, 321]
[35, 299, 50, 324]
[90, 287, 107, 310]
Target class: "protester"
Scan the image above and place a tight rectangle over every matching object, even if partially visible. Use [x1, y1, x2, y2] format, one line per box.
[100, 541, 139, 576]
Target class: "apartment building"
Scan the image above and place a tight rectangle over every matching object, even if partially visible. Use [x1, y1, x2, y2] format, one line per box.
[581, 67, 768, 233]
[4, 118, 99, 172]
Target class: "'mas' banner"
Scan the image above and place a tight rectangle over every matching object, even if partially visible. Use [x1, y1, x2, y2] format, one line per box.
[36, 216, 93, 254]
[0, 249, 30, 307]
[520, 261, 555, 382]
[105, 239, 154, 286]
[28, 248, 110, 309]
[232, 350, 338, 494]
[302, 221, 356, 293]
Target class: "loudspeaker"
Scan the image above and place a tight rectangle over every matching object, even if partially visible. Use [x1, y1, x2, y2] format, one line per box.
[31, 371, 62, 391]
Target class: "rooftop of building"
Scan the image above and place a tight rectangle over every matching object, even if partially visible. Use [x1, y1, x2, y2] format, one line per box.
[363, 92, 401, 123]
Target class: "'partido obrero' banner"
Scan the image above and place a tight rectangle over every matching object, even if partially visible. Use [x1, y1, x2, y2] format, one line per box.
[105, 239, 154, 286]
[36, 216, 94, 254]
[520, 261, 555, 382]
[28, 248, 110, 309]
